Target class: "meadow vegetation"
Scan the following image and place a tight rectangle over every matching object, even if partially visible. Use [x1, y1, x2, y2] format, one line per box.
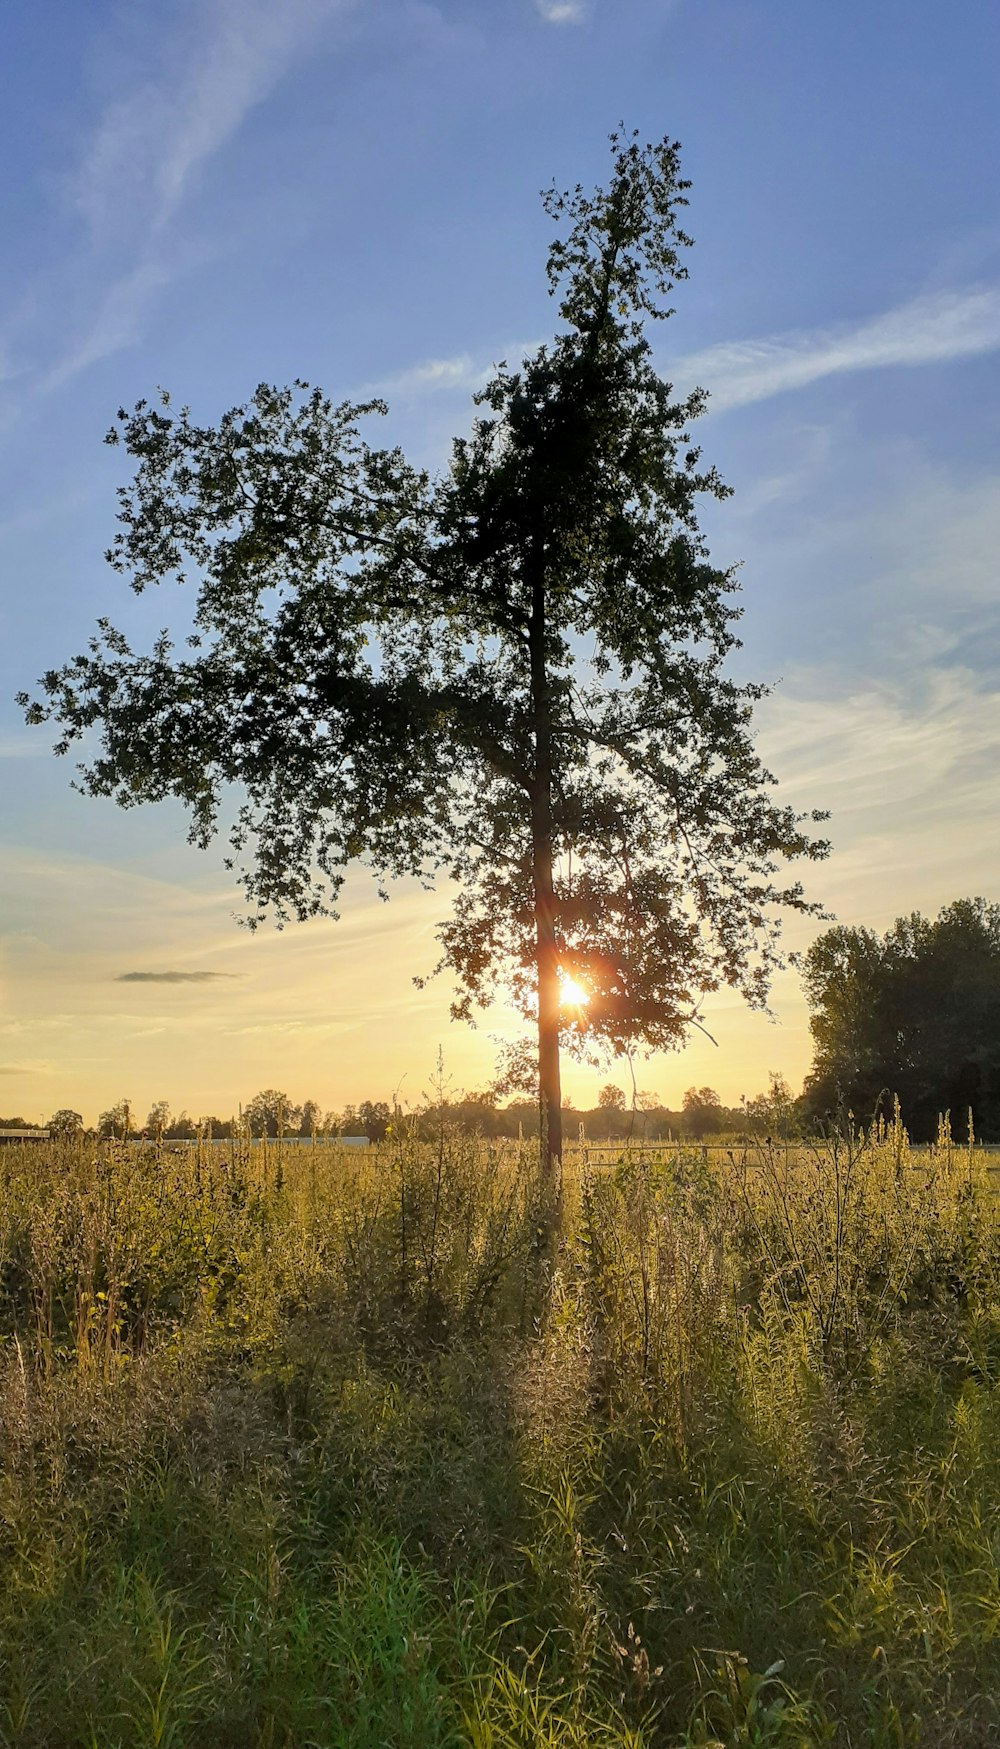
[1, 1119, 999, 1745]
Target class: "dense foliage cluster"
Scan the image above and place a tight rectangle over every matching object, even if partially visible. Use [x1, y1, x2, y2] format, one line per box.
[803, 897, 1000, 1139]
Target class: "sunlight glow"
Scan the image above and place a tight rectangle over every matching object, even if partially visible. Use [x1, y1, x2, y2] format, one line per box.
[558, 971, 590, 1008]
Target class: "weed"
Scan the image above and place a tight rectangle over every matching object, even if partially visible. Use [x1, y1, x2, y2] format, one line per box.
[0, 1127, 997, 1742]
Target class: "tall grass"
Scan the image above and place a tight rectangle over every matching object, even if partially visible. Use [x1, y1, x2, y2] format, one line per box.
[0, 1122, 999, 1743]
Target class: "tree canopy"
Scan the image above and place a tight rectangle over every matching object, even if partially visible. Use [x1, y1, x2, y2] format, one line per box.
[243, 1089, 299, 1139]
[47, 1109, 84, 1138]
[22, 129, 827, 1166]
[97, 1099, 133, 1141]
[598, 1083, 627, 1112]
[802, 898, 1000, 1140]
[681, 1085, 724, 1139]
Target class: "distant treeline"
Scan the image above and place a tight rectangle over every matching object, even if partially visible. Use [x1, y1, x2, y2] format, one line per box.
[36, 1080, 796, 1145]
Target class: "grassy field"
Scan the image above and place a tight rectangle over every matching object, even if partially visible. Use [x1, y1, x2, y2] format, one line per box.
[1, 1122, 999, 1746]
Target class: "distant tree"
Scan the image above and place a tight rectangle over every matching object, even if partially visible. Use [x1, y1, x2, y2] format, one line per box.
[165, 1110, 197, 1140]
[298, 1098, 322, 1138]
[321, 1108, 341, 1138]
[244, 1089, 300, 1139]
[598, 1084, 627, 1112]
[145, 1099, 171, 1142]
[48, 1108, 84, 1138]
[742, 1071, 799, 1138]
[802, 898, 1000, 1140]
[421, 1090, 503, 1140]
[464, 1089, 498, 1113]
[357, 1099, 391, 1143]
[203, 1115, 234, 1139]
[22, 131, 827, 1171]
[631, 1090, 664, 1137]
[97, 1098, 133, 1140]
[500, 1100, 539, 1140]
[682, 1085, 723, 1140]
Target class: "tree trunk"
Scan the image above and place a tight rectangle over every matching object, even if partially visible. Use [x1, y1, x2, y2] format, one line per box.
[533, 787, 562, 1173]
[529, 564, 562, 1176]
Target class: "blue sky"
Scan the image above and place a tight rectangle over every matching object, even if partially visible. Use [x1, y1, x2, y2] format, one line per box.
[2, 0, 999, 1122]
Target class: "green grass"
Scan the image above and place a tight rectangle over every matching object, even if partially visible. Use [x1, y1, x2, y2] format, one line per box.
[0, 1122, 998, 1744]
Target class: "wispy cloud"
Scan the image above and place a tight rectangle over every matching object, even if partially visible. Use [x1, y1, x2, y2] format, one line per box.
[367, 337, 543, 403]
[761, 667, 1000, 820]
[0, 735, 47, 760]
[117, 971, 240, 984]
[752, 665, 1000, 942]
[43, 257, 176, 390]
[535, 0, 587, 20]
[680, 286, 1000, 413]
[75, 0, 351, 241]
[370, 352, 486, 399]
[46, 0, 352, 388]
[373, 286, 1000, 418]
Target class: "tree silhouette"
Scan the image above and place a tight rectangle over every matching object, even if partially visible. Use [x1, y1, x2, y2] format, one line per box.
[682, 1085, 724, 1140]
[802, 898, 1000, 1140]
[97, 1099, 132, 1141]
[598, 1083, 627, 1112]
[48, 1108, 84, 1138]
[244, 1089, 300, 1139]
[22, 130, 827, 1169]
[145, 1099, 171, 1142]
[298, 1098, 322, 1138]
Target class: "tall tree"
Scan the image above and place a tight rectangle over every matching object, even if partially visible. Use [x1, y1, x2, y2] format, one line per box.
[802, 898, 1000, 1140]
[21, 131, 827, 1171]
[598, 1083, 627, 1112]
[682, 1085, 724, 1140]
[48, 1108, 84, 1138]
[357, 1099, 392, 1143]
[298, 1098, 322, 1138]
[97, 1099, 132, 1141]
[244, 1089, 300, 1139]
[145, 1099, 171, 1142]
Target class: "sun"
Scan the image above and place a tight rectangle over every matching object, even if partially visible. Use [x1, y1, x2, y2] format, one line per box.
[558, 970, 590, 1009]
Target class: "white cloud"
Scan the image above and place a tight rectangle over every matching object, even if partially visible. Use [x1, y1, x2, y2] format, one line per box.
[371, 352, 486, 398]
[761, 667, 1000, 820]
[367, 337, 543, 402]
[739, 451, 1000, 675]
[0, 735, 47, 760]
[752, 662, 1000, 940]
[45, 0, 352, 389]
[679, 286, 1000, 412]
[43, 256, 174, 388]
[373, 285, 1000, 419]
[536, 0, 586, 20]
[75, 0, 351, 241]
[877, 469, 1000, 619]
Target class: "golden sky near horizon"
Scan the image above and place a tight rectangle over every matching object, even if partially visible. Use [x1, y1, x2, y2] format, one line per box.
[3, 666, 997, 1128]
